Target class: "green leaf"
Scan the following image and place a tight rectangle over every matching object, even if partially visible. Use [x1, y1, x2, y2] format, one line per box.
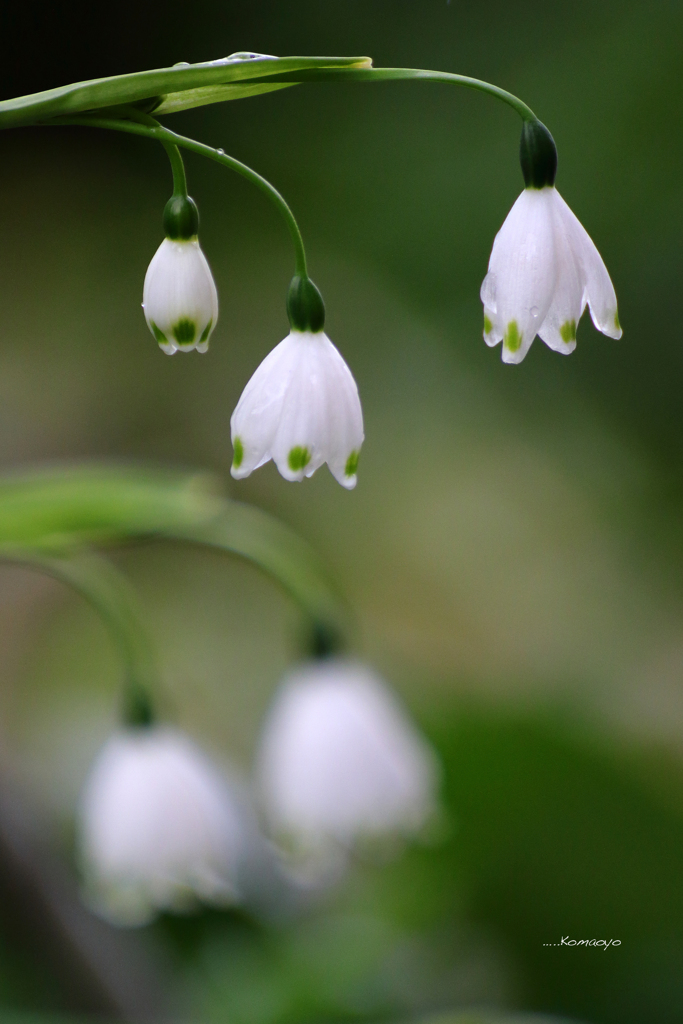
[0, 54, 372, 130]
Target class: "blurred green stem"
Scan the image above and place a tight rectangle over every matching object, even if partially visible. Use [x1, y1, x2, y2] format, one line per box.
[3, 548, 160, 700]
[51, 114, 309, 277]
[0, 466, 350, 650]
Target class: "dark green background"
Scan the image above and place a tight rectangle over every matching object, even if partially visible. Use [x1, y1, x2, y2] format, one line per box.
[1, 2, 683, 1023]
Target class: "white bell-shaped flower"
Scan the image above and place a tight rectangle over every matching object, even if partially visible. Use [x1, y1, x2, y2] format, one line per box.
[231, 275, 363, 489]
[231, 329, 364, 488]
[481, 186, 622, 365]
[255, 659, 439, 859]
[143, 238, 218, 354]
[77, 726, 244, 926]
[142, 194, 218, 355]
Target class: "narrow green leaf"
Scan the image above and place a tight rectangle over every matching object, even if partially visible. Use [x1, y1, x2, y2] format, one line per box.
[152, 80, 297, 115]
[0, 55, 372, 129]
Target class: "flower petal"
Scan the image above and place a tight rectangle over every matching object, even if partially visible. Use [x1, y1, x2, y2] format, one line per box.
[484, 188, 558, 364]
[537, 192, 586, 355]
[316, 337, 364, 489]
[270, 334, 330, 482]
[553, 190, 622, 340]
[230, 335, 297, 478]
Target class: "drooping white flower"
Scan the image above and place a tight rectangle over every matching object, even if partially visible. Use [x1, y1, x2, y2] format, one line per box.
[143, 237, 218, 355]
[230, 329, 364, 489]
[255, 659, 439, 861]
[481, 186, 622, 364]
[77, 726, 244, 926]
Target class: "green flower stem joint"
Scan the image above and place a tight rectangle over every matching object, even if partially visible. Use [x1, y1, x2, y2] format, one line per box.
[0, 52, 621, 469]
[287, 275, 326, 334]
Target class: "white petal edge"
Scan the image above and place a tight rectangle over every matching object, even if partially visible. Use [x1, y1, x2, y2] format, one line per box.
[552, 190, 622, 340]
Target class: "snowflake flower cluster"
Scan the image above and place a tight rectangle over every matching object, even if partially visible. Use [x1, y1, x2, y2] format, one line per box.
[77, 659, 440, 925]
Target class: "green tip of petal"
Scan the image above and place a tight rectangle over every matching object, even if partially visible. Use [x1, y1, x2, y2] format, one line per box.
[560, 319, 577, 344]
[345, 450, 360, 478]
[504, 320, 522, 353]
[288, 446, 311, 472]
[232, 437, 244, 469]
[172, 318, 197, 345]
[149, 320, 168, 345]
[614, 310, 621, 332]
[198, 319, 213, 345]
[484, 315, 493, 335]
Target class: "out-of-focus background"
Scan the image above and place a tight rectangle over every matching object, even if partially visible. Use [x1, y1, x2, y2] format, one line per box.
[1, 1, 683, 1022]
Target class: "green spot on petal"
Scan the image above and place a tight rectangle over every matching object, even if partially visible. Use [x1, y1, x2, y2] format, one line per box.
[614, 310, 621, 332]
[504, 320, 522, 353]
[345, 450, 359, 478]
[288, 446, 311, 472]
[559, 319, 577, 343]
[484, 315, 493, 335]
[149, 320, 167, 345]
[172, 318, 197, 345]
[199, 319, 213, 345]
[232, 437, 244, 469]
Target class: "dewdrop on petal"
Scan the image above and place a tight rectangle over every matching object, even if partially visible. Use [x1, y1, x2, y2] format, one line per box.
[143, 194, 218, 354]
[481, 120, 622, 364]
[77, 725, 244, 926]
[231, 275, 364, 489]
[255, 658, 440, 867]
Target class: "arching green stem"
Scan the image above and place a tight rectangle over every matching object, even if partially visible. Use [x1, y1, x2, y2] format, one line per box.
[261, 66, 538, 123]
[163, 142, 188, 197]
[3, 548, 160, 712]
[0, 465, 351, 653]
[49, 114, 309, 277]
[123, 106, 189, 198]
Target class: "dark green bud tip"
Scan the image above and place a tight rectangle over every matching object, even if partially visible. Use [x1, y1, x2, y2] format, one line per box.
[307, 620, 345, 660]
[163, 194, 199, 240]
[520, 120, 558, 189]
[122, 683, 155, 728]
[287, 275, 326, 333]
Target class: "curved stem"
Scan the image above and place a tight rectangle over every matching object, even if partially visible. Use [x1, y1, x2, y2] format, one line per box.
[163, 142, 188, 197]
[257, 66, 538, 122]
[122, 107, 188, 197]
[0, 465, 349, 647]
[2, 548, 160, 698]
[49, 115, 309, 277]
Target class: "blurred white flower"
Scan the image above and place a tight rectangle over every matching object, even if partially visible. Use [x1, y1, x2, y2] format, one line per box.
[255, 659, 439, 873]
[142, 238, 218, 354]
[481, 186, 622, 364]
[78, 726, 244, 926]
[230, 330, 364, 489]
